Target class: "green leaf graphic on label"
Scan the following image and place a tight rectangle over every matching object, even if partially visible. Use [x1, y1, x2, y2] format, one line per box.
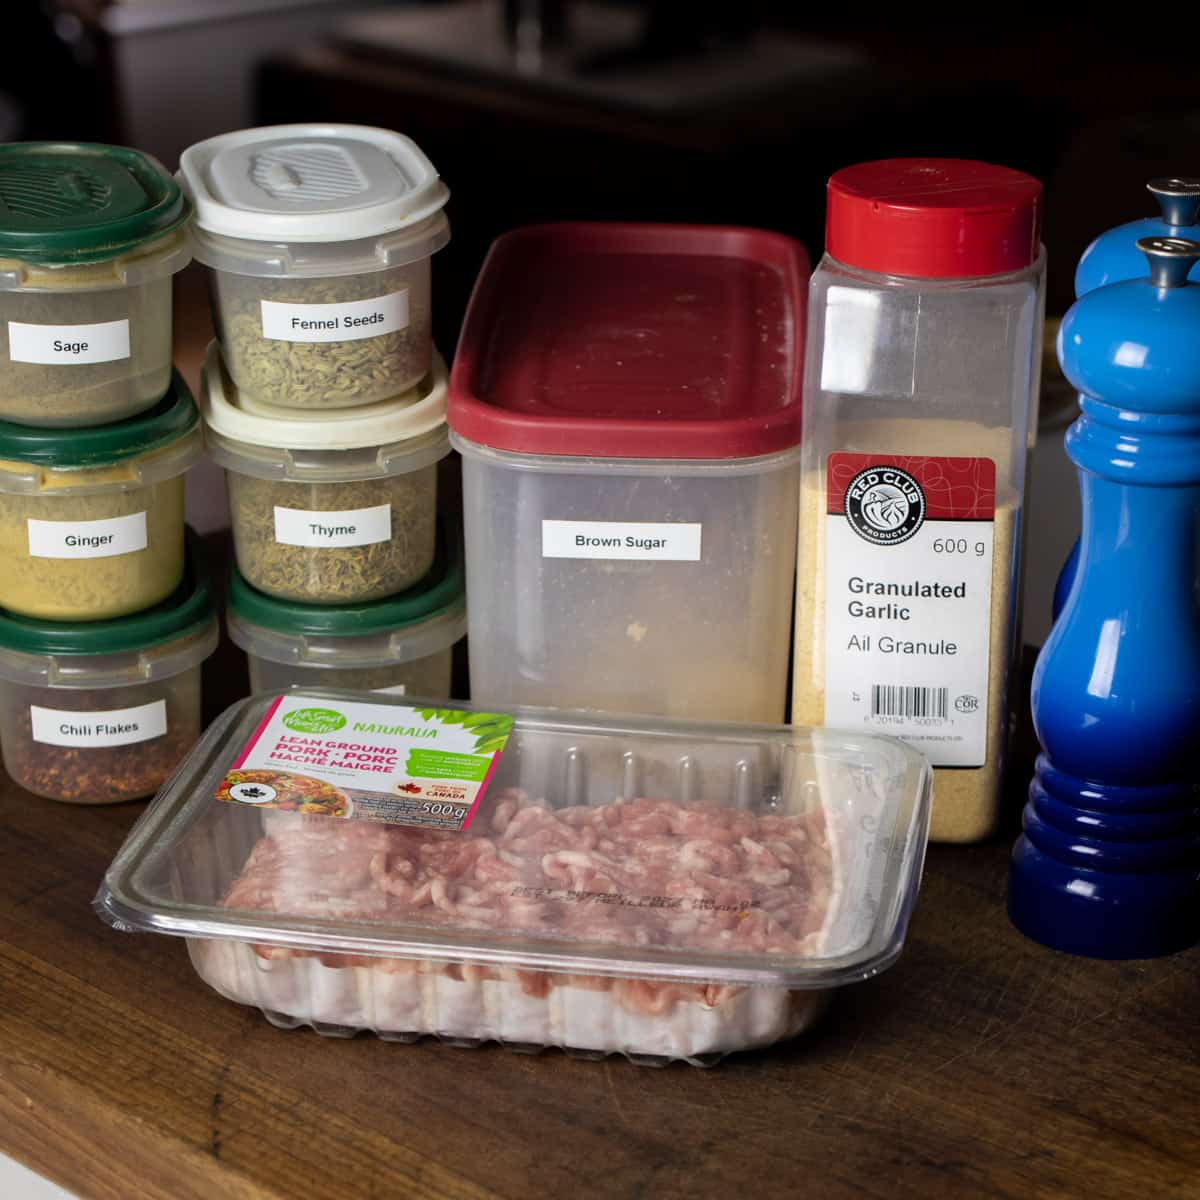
[415, 708, 514, 751]
[407, 749, 493, 782]
[473, 734, 510, 755]
[282, 707, 346, 734]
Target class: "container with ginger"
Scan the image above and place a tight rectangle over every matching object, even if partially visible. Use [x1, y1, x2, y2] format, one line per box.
[792, 159, 1045, 842]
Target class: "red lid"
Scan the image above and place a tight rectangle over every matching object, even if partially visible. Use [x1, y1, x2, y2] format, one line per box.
[447, 222, 807, 460]
[826, 158, 1043, 280]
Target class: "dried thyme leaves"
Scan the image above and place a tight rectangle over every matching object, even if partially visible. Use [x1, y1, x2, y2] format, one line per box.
[229, 468, 437, 604]
[210, 266, 432, 408]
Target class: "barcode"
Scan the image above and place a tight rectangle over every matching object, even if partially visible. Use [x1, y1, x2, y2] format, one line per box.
[871, 685, 948, 719]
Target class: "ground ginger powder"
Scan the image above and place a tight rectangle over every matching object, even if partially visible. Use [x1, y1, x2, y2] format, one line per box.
[792, 420, 1021, 843]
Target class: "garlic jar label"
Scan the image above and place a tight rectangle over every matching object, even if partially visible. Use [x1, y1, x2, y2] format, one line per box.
[259, 290, 409, 343]
[273, 504, 391, 549]
[542, 520, 703, 562]
[30, 699, 167, 748]
[27, 511, 148, 559]
[7, 318, 132, 365]
[822, 454, 997, 768]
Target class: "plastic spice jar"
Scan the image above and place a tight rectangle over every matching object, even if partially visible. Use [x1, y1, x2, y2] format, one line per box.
[0, 142, 190, 427]
[227, 524, 465, 696]
[791, 158, 1045, 844]
[449, 223, 807, 725]
[179, 124, 450, 409]
[0, 373, 201, 621]
[201, 342, 448, 605]
[0, 531, 217, 804]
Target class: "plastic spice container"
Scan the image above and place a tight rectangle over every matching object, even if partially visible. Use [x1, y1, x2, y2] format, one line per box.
[0, 373, 201, 621]
[791, 159, 1045, 843]
[227, 526, 465, 695]
[448, 223, 807, 724]
[179, 124, 449, 409]
[95, 690, 931, 1064]
[0, 142, 190, 427]
[201, 342, 448, 604]
[0, 532, 217, 803]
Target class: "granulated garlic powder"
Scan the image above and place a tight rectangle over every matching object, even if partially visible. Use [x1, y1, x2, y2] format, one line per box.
[792, 420, 1020, 843]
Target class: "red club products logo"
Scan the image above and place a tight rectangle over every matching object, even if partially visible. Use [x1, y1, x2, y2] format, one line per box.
[844, 466, 926, 546]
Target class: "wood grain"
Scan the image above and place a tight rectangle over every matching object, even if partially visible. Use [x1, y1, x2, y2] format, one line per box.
[0, 624, 1197, 1199]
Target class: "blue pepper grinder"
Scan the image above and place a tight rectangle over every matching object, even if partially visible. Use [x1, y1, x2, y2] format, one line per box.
[1008, 236, 1200, 959]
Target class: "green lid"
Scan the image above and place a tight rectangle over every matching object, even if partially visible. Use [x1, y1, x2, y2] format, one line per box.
[229, 525, 465, 638]
[0, 143, 189, 265]
[0, 371, 198, 468]
[0, 529, 214, 656]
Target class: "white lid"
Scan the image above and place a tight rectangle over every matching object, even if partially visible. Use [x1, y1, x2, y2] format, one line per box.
[200, 341, 448, 453]
[179, 125, 450, 244]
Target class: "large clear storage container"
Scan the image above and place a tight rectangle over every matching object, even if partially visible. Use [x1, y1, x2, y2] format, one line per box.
[95, 690, 931, 1065]
[0, 373, 201, 621]
[0, 142, 190, 427]
[791, 159, 1045, 843]
[448, 223, 808, 724]
[179, 124, 449, 409]
[0, 532, 217, 803]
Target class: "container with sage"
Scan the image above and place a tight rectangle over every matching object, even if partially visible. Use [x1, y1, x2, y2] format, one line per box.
[201, 342, 449, 605]
[179, 124, 449, 410]
[0, 142, 190, 428]
[226, 522, 465, 697]
[0, 531, 217, 804]
[0, 374, 201, 621]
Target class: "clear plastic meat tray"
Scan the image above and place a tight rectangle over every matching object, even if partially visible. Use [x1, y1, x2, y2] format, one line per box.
[96, 691, 931, 1066]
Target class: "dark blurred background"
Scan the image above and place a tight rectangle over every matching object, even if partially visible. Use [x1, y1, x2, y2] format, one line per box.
[12, 0, 1191, 644]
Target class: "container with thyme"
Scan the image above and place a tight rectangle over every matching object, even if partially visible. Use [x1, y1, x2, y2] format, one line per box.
[0, 374, 201, 621]
[0, 142, 190, 428]
[201, 342, 449, 605]
[226, 521, 465, 696]
[179, 124, 449, 410]
[0, 531, 218, 804]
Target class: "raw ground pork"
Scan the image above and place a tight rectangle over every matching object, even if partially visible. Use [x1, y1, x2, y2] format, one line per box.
[214, 789, 835, 1043]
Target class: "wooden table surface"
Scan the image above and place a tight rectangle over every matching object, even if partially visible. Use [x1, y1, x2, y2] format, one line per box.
[0, 631, 1197, 1200]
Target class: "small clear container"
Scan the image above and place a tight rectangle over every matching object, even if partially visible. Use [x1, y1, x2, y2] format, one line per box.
[201, 343, 449, 605]
[0, 532, 217, 803]
[226, 526, 465, 696]
[448, 223, 808, 724]
[0, 374, 201, 621]
[0, 142, 190, 427]
[179, 124, 450, 409]
[95, 691, 931, 1064]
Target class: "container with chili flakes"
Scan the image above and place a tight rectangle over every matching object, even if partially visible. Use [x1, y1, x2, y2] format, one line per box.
[0, 530, 217, 803]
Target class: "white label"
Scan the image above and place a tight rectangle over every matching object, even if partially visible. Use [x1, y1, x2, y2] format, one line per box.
[542, 520, 703, 562]
[8, 318, 131, 365]
[373, 684, 409, 695]
[27, 511, 148, 559]
[273, 504, 391, 549]
[260, 290, 409, 343]
[823, 517, 994, 767]
[30, 700, 167, 748]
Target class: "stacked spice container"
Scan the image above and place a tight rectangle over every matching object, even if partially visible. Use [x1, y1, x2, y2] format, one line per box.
[448, 223, 807, 724]
[180, 126, 463, 696]
[0, 143, 217, 803]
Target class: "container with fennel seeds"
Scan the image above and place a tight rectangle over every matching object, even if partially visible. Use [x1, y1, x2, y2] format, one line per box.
[0, 142, 190, 428]
[0, 530, 217, 804]
[0, 373, 201, 621]
[179, 124, 449, 410]
[201, 342, 449, 605]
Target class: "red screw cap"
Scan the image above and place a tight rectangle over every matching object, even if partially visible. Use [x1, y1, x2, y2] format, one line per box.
[826, 158, 1043, 280]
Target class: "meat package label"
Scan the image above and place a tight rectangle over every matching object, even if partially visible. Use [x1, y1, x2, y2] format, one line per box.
[215, 695, 515, 832]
